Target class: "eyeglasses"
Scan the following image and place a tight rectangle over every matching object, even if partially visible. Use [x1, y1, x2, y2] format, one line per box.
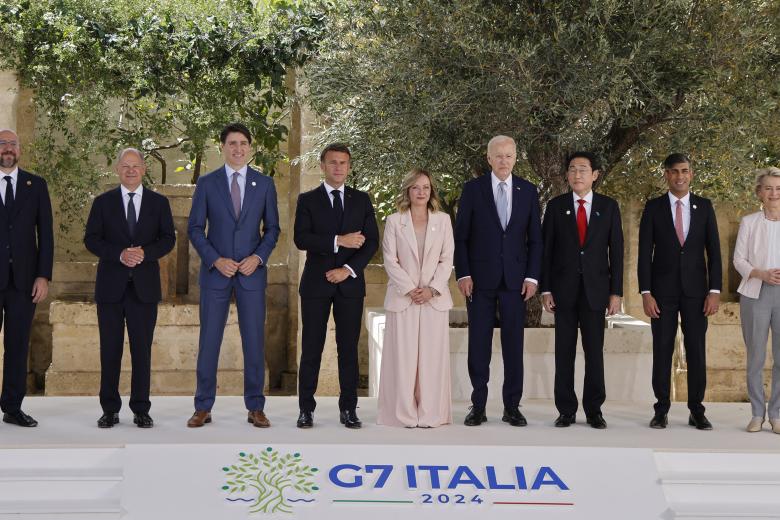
[0, 140, 18, 147]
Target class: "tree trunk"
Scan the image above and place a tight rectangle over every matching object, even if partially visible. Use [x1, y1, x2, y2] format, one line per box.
[190, 152, 203, 184]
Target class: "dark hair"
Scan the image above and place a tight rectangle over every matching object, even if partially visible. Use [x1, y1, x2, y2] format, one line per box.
[662, 153, 691, 169]
[320, 143, 352, 162]
[566, 151, 600, 171]
[220, 122, 252, 145]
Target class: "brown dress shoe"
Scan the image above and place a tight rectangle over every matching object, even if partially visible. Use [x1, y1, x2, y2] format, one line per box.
[187, 411, 211, 428]
[248, 410, 270, 428]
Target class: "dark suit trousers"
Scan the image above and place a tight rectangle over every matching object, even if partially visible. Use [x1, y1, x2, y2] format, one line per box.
[651, 294, 708, 415]
[467, 278, 525, 410]
[553, 278, 606, 417]
[97, 281, 157, 414]
[0, 272, 36, 413]
[298, 294, 363, 412]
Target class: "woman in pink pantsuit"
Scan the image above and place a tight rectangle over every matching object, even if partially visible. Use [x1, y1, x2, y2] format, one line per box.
[377, 169, 454, 427]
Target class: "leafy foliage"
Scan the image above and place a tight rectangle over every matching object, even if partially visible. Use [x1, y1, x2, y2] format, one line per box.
[305, 0, 780, 217]
[222, 448, 319, 514]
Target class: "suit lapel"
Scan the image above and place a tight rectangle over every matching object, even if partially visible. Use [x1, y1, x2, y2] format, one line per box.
[583, 193, 604, 248]
[342, 186, 358, 234]
[238, 168, 260, 227]
[562, 194, 580, 245]
[662, 194, 680, 248]
[687, 193, 700, 243]
[319, 184, 341, 234]
[135, 187, 153, 236]
[506, 175, 524, 230]
[399, 210, 420, 264]
[422, 211, 438, 264]
[111, 188, 132, 242]
[214, 166, 237, 222]
[480, 174, 504, 230]
[11, 170, 32, 219]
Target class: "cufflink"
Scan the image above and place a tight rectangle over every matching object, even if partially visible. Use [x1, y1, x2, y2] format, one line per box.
[251, 181, 256, 186]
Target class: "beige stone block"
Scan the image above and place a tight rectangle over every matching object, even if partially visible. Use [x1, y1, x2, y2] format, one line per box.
[703, 324, 749, 370]
[53, 262, 98, 283]
[50, 302, 98, 326]
[711, 302, 741, 325]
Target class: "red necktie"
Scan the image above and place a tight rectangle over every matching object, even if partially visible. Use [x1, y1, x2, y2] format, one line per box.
[577, 199, 587, 246]
[675, 200, 685, 246]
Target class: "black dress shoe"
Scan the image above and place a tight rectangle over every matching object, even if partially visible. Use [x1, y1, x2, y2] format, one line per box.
[586, 413, 607, 429]
[133, 412, 154, 428]
[464, 406, 487, 426]
[339, 409, 362, 429]
[649, 413, 668, 429]
[3, 410, 38, 427]
[297, 411, 313, 428]
[689, 413, 713, 430]
[502, 407, 527, 427]
[554, 414, 576, 427]
[97, 412, 119, 429]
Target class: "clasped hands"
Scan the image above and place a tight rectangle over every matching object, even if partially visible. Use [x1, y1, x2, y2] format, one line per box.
[120, 246, 144, 267]
[406, 287, 434, 305]
[760, 268, 780, 286]
[214, 256, 261, 278]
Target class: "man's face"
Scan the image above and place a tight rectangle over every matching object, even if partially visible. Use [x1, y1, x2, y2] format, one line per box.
[487, 141, 516, 179]
[567, 157, 599, 195]
[0, 130, 20, 170]
[222, 132, 251, 170]
[320, 151, 351, 188]
[664, 162, 693, 197]
[116, 152, 146, 191]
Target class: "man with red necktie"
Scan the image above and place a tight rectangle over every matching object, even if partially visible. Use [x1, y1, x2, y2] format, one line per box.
[638, 153, 722, 430]
[541, 152, 623, 429]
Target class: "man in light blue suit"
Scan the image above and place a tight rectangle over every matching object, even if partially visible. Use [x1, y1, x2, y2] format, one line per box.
[187, 122, 280, 428]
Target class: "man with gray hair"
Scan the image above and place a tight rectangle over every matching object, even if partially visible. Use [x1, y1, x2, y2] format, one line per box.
[454, 135, 543, 427]
[0, 129, 53, 428]
[84, 148, 175, 428]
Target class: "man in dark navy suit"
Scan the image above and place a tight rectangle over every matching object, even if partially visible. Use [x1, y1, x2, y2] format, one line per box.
[84, 148, 175, 428]
[294, 143, 379, 429]
[638, 153, 722, 430]
[454, 135, 543, 427]
[0, 129, 53, 428]
[541, 151, 623, 429]
[187, 123, 280, 428]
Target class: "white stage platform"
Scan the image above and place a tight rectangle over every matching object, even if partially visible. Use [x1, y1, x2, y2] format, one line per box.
[1, 396, 779, 519]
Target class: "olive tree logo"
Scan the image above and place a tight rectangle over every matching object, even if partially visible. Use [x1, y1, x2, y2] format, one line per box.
[221, 447, 319, 514]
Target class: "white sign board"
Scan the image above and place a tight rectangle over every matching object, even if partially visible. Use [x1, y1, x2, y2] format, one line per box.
[122, 444, 668, 519]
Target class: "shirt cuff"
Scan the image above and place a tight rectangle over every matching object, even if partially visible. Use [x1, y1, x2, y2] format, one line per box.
[709, 289, 721, 294]
[524, 278, 538, 285]
[253, 254, 263, 265]
[457, 276, 471, 282]
[541, 291, 551, 295]
[640, 291, 650, 295]
[343, 264, 356, 278]
[333, 236, 339, 253]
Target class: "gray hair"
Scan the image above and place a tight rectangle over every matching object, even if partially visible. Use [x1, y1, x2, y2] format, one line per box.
[487, 135, 516, 155]
[755, 166, 780, 193]
[116, 147, 144, 164]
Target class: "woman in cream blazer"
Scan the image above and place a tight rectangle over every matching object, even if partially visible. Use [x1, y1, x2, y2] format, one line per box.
[377, 169, 454, 427]
[733, 167, 780, 433]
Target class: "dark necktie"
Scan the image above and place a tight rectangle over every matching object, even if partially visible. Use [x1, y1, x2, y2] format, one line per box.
[3, 175, 13, 213]
[577, 199, 587, 246]
[332, 189, 344, 229]
[127, 192, 137, 238]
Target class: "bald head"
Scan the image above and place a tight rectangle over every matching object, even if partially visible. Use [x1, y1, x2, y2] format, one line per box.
[0, 129, 20, 172]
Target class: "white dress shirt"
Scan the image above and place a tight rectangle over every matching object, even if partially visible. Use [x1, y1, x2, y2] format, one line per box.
[573, 190, 593, 223]
[225, 164, 248, 205]
[324, 181, 355, 278]
[120, 184, 143, 218]
[0, 167, 18, 204]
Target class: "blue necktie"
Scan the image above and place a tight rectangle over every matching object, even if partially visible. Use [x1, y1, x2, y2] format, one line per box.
[496, 181, 508, 230]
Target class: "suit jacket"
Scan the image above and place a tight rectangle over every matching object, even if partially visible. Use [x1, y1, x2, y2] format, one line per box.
[733, 211, 772, 299]
[294, 184, 379, 298]
[541, 192, 623, 310]
[0, 168, 54, 292]
[188, 166, 280, 291]
[382, 210, 454, 313]
[454, 173, 543, 290]
[638, 192, 722, 298]
[84, 187, 176, 304]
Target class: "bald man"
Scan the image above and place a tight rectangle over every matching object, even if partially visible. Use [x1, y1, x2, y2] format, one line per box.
[0, 129, 53, 428]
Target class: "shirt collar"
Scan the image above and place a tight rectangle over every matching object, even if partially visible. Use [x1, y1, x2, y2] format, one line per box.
[225, 164, 248, 177]
[490, 172, 512, 189]
[668, 191, 690, 206]
[324, 181, 345, 195]
[0, 167, 18, 181]
[120, 184, 143, 197]
[573, 191, 593, 205]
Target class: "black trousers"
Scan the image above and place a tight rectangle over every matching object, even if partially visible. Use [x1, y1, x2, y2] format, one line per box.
[97, 281, 158, 414]
[466, 277, 526, 410]
[0, 274, 36, 413]
[651, 294, 708, 415]
[298, 294, 363, 412]
[553, 279, 606, 417]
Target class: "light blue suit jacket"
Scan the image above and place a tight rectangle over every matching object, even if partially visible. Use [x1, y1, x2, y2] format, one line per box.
[188, 166, 280, 290]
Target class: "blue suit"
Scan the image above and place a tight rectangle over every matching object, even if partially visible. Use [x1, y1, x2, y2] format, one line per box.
[188, 165, 280, 412]
[454, 173, 542, 409]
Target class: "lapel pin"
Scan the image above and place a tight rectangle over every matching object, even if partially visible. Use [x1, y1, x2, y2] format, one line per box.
[251, 181, 256, 186]
[596, 211, 601, 217]
[692, 204, 697, 209]
[26, 180, 31, 186]
[566, 210, 571, 215]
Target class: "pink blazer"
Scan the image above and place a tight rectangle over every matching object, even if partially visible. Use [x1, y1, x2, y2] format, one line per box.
[382, 210, 454, 313]
[734, 211, 774, 299]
